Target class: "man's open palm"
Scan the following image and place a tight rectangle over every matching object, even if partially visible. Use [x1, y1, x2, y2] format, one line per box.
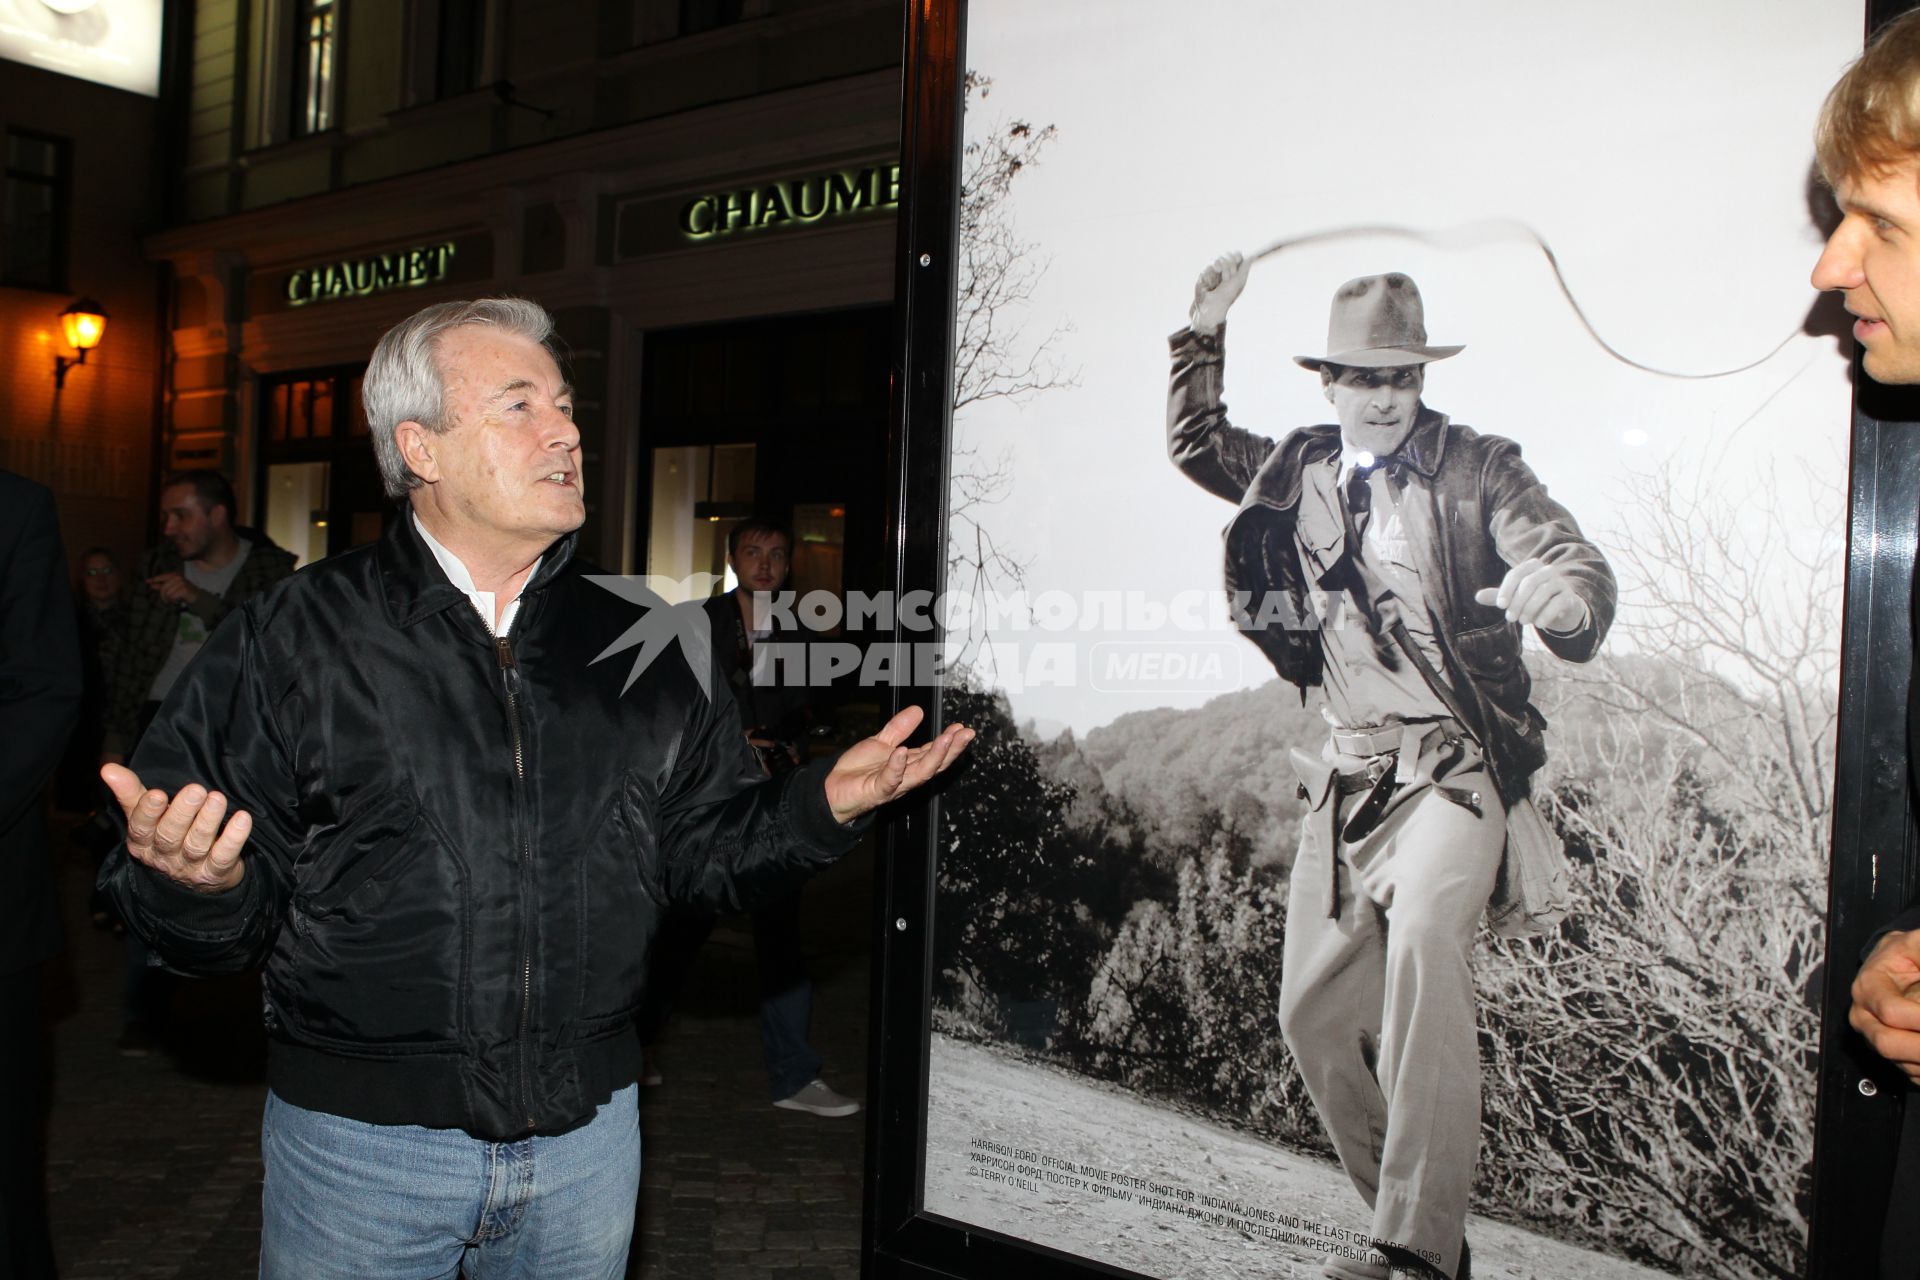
[824, 706, 974, 823]
[101, 763, 252, 894]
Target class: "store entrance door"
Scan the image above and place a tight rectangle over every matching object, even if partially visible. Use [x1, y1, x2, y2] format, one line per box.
[636, 307, 889, 611]
[257, 365, 393, 567]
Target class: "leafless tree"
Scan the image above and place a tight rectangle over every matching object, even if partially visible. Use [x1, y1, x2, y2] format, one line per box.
[1475, 454, 1839, 1277]
[1071, 453, 1836, 1276]
[947, 72, 1078, 660]
[1565, 455, 1840, 856]
[1477, 756, 1821, 1276]
[953, 72, 1074, 416]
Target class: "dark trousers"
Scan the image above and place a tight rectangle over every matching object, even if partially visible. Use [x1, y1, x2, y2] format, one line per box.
[638, 889, 821, 1100]
[120, 701, 172, 1035]
[0, 967, 57, 1279]
[1885, 1091, 1920, 1280]
[121, 933, 172, 1035]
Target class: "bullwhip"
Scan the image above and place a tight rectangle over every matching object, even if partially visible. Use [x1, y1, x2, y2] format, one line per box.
[1247, 219, 1804, 380]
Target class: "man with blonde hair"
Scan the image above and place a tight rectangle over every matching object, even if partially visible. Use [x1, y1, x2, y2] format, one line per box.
[1815, 10, 1920, 1278]
[97, 297, 971, 1278]
[1814, 7, 1920, 383]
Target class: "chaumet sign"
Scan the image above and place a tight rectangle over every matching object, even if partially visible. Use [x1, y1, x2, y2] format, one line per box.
[679, 165, 901, 240]
[285, 242, 457, 307]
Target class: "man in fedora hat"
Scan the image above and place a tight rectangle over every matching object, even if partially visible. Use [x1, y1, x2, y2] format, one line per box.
[1167, 257, 1615, 1280]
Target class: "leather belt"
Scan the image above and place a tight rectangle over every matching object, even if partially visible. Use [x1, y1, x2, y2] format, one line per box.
[1330, 718, 1461, 759]
[1328, 718, 1474, 847]
[1334, 761, 1389, 794]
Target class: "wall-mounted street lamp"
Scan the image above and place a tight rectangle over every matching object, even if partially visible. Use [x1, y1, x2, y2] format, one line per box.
[53, 298, 108, 390]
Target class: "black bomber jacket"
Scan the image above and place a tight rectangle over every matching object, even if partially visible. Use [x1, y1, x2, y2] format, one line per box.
[99, 514, 862, 1140]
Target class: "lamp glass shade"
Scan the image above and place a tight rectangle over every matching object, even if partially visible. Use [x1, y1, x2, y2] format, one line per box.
[60, 302, 108, 352]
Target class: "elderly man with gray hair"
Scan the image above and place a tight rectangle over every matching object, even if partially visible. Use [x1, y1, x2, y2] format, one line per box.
[97, 297, 971, 1279]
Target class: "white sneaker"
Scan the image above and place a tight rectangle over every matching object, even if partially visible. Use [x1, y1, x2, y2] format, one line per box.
[773, 1078, 862, 1117]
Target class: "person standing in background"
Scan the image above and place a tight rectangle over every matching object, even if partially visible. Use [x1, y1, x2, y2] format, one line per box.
[60, 548, 132, 933]
[98, 472, 295, 1055]
[640, 519, 863, 1118]
[99, 472, 296, 765]
[56, 547, 127, 813]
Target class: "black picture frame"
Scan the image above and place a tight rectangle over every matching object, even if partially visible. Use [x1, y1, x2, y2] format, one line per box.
[866, 3, 1920, 1277]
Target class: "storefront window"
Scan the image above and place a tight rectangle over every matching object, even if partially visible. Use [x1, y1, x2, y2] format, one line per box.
[637, 308, 888, 612]
[259, 365, 387, 565]
[266, 377, 336, 442]
[647, 443, 756, 602]
[345, 372, 369, 436]
[791, 501, 845, 629]
[265, 462, 331, 568]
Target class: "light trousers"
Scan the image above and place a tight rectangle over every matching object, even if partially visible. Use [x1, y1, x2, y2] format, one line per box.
[1279, 755, 1504, 1280]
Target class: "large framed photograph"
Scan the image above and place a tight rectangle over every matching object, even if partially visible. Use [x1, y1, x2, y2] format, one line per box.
[864, 3, 1905, 1278]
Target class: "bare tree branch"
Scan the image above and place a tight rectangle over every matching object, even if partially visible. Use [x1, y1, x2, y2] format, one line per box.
[946, 71, 1081, 662]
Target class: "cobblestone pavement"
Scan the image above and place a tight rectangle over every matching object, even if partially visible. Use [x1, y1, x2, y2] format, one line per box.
[38, 830, 875, 1279]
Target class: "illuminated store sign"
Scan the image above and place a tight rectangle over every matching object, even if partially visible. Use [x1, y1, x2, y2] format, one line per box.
[678, 165, 902, 240]
[284, 242, 457, 307]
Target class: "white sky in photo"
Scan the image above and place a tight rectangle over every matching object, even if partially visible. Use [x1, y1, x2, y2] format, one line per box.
[949, 0, 1862, 738]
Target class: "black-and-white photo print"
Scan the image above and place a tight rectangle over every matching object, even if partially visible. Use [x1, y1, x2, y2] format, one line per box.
[920, 3, 1860, 1278]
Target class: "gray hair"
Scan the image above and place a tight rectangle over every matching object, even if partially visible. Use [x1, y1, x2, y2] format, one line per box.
[362, 297, 557, 499]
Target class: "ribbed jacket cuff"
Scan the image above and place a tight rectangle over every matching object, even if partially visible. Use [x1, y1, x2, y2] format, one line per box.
[128, 858, 260, 939]
[787, 756, 870, 854]
[1169, 324, 1224, 356]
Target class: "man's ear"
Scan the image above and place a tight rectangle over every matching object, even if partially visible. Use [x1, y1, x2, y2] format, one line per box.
[394, 421, 440, 485]
[1321, 370, 1337, 405]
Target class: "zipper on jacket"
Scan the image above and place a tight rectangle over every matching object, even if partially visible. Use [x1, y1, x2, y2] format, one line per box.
[498, 637, 526, 780]
[497, 633, 535, 1131]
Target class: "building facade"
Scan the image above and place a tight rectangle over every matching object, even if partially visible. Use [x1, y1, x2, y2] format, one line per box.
[149, 0, 903, 593]
[0, 47, 167, 578]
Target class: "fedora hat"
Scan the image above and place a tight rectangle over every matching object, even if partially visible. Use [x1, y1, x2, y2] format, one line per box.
[1293, 273, 1463, 370]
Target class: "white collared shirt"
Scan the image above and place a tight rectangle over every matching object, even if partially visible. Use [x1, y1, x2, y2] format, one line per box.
[1336, 443, 1383, 488]
[413, 511, 542, 638]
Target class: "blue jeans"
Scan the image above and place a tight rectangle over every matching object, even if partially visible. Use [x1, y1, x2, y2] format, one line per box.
[259, 1085, 639, 1280]
[638, 887, 823, 1100]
